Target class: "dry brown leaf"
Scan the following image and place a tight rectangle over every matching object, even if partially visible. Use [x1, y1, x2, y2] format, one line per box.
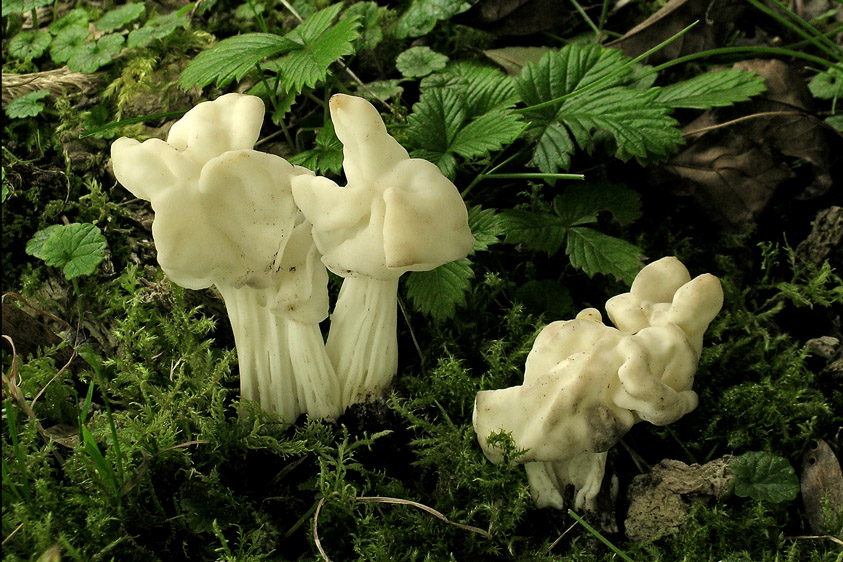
[457, 0, 570, 35]
[662, 59, 833, 231]
[607, 0, 746, 63]
[801, 440, 843, 537]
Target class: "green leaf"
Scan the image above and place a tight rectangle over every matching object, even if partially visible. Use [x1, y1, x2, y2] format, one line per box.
[2, 0, 53, 17]
[67, 33, 124, 73]
[451, 109, 524, 160]
[515, 45, 681, 173]
[407, 88, 522, 177]
[468, 205, 504, 253]
[26, 223, 108, 280]
[421, 61, 519, 114]
[825, 114, 843, 131]
[808, 64, 842, 100]
[498, 209, 570, 255]
[95, 3, 145, 32]
[731, 451, 800, 503]
[49, 7, 88, 34]
[554, 182, 642, 227]
[6, 89, 50, 119]
[50, 26, 88, 64]
[355, 79, 404, 102]
[344, 1, 383, 51]
[8, 30, 52, 60]
[278, 4, 360, 93]
[396, 46, 449, 78]
[393, 0, 471, 38]
[566, 227, 643, 283]
[405, 259, 474, 321]
[179, 33, 298, 89]
[127, 11, 190, 49]
[288, 120, 344, 174]
[656, 68, 767, 109]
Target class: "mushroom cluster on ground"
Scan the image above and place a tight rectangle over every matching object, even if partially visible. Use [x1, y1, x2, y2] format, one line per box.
[472, 257, 724, 511]
[111, 93, 474, 422]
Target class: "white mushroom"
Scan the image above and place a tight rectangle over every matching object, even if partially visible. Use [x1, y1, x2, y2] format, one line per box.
[111, 94, 341, 422]
[473, 257, 724, 511]
[292, 94, 475, 410]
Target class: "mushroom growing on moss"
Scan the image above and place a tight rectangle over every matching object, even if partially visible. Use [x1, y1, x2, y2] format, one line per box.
[111, 94, 341, 422]
[473, 257, 723, 511]
[292, 94, 475, 410]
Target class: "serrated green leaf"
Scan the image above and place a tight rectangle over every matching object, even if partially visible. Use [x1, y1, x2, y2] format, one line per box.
[656, 68, 767, 109]
[27, 223, 108, 280]
[345, 1, 383, 51]
[421, 61, 519, 114]
[179, 33, 298, 89]
[67, 33, 124, 73]
[405, 258, 474, 321]
[407, 88, 467, 177]
[127, 12, 189, 49]
[452, 110, 524, 159]
[50, 26, 87, 64]
[50, 8, 88, 34]
[516, 45, 681, 173]
[288, 120, 344, 174]
[396, 46, 449, 78]
[468, 205, 504, 253]
[6, 89, 51, 119]
[9, 30, 52, 60]
[565, 227, 643, 283]
[407, 88, 521, 177]
[808, 64, 842, 100]
[731, 451, 800, 503]
[498, 209, 569, 255]
[393, 0, 471, 38]
[95, 3, 145, 32]
[554, 182, 642, 227]
[825, 114, 843, 131]
[483, 46, 553, 76]
[278, 6, 360, 93]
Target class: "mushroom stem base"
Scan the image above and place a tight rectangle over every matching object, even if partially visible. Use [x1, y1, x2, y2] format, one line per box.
[219, 285, 341, 423]
[327, 276, 399, 410]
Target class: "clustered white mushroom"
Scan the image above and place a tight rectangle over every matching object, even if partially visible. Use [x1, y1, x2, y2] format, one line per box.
[111, 93, 474, 422]
[472, 257, 724, 511]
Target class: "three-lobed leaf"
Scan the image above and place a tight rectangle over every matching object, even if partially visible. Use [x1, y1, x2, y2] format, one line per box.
[515, 45, 681, 173]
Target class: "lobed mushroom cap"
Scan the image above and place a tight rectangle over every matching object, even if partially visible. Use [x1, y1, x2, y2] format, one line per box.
[292, 94, 474, 280]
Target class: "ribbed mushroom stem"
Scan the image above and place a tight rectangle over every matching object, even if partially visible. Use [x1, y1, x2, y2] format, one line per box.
[326, 276, 399, 410]
[218, 286, 300, 423]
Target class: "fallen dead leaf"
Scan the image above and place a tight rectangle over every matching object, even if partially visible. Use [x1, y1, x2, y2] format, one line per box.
[801, 439, 843, 537]
[661, 59, 834, 231]
[607, 0, 746, 63]
[456, 0, 571, 35]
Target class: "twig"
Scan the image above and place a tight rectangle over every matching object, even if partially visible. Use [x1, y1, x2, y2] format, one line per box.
[547, 521, 578, 552]
[355, 496, 493, 539]
[785, 534, 843, 547]
[1, 522, 24, 546]
[1, 336, 65, 465]
[312, 495, 493, 560]
[397, 297, 424, 368]
[681, 111, 804, 137]
[313, 497, 332, 562]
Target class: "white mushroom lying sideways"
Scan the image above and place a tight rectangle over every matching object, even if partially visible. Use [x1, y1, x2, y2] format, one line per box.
[292, 94, 475, 410]
[111, 94, 341, 422]
[472, 257, 723, 511]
